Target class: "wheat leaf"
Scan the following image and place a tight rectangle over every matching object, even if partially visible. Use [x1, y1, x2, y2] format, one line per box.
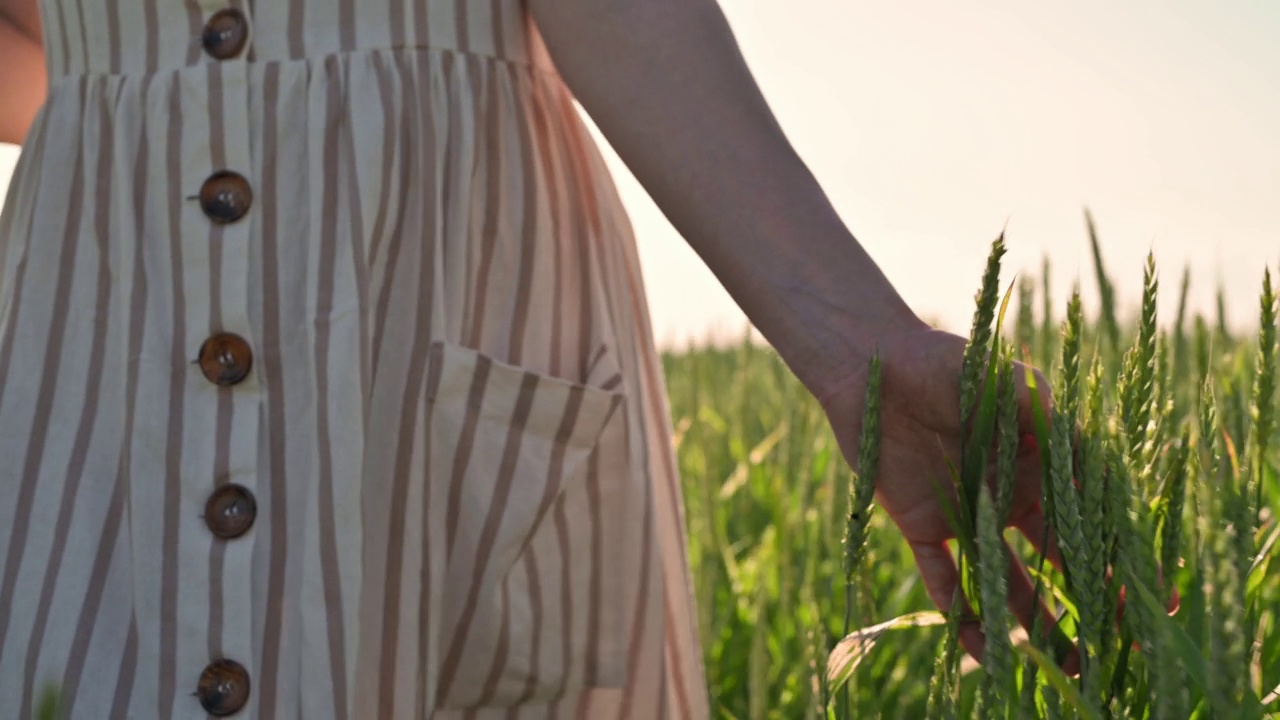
[826, 611, 948, 692]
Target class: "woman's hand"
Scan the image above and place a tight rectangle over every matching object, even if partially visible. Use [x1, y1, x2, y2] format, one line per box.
[815, 325, 1070, 667]
[531, 0, 1076, 668]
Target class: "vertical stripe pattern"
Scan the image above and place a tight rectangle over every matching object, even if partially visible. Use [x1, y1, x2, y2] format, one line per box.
[0, 1, 708, 718]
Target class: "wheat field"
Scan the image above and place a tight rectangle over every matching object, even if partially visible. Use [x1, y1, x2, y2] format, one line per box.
[28, 224, 1277, 719]
[666, 219, 1279, 719]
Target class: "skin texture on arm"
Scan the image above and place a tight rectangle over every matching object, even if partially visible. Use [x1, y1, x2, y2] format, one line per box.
[528, 0, 1079, 669]
[527, 0, 922, 399]
[0, 0, 46, 145]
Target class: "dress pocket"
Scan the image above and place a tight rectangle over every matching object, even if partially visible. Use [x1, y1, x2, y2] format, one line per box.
[426, 340, 630, 709]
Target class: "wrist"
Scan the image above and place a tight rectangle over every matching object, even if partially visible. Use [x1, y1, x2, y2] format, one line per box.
[765, 275, 927, 402]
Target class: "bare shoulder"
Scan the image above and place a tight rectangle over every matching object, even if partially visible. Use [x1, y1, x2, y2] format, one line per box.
[0, 0, 41, 41]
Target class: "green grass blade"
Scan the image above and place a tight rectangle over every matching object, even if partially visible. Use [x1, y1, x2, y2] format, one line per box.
[1015, 643, 1103, 720]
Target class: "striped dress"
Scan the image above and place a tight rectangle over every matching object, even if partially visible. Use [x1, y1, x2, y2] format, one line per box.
[0, 1, 709, 717]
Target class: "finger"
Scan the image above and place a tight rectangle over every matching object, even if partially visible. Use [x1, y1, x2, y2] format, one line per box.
[1003, 541, 1080, 676]
[910, 541, 985, 662]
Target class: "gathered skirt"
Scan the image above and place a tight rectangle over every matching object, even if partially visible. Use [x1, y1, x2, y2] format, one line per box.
[0, 1, 707, 717]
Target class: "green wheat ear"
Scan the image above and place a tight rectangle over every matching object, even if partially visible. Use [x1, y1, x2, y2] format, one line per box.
[1197, 374, 1248, 716]
[925, 598, 962, 720]
[1193, 314, 1212, 382]
[1016, 275, 1036, 358]
[1077, 431, 1108, 711]
[961, 235, 1007, 427]
[976, 486, 1014, 716]
[1047, 404, 1083, 591]
[1040, 255, 1055, 365]
[1153, 331, 1173, 452]
[1198, 374, 1220, 485]
[842, 350, 882, 578]
[1173, 263, 1192, 391]
[1216, 281, 1232, 344]
[954, 234, 1007, 591]
[1119, 253, 1159, 491]
[1074, 344, 1108, 714]
[1247, 267, 1276, 529]
[1059, 289, 1083, 420]
[1048, 291, 1087, 595]
[1205, 467, 1248, 716]
[837, 350, 883, 720]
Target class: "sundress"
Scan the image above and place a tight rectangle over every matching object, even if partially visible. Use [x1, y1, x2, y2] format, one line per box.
[0, 1, 708, 717]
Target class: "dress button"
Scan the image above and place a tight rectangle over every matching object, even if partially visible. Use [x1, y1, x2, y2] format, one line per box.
[199, 171, 253, 224]
[198, 332, 254, 386]
[202, 9, 249, 60]
[197, 658, 251, 716]
[204, 484, 257, 539]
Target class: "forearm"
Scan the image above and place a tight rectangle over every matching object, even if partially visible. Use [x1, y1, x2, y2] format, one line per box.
[529, 0, 925, 395]
[0, 10, 46, 145]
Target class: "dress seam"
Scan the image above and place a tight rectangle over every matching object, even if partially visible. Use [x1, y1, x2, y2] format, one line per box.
[45, 43, 556, 84]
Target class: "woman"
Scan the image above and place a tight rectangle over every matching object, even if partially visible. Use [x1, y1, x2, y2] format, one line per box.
[0, 0, 1063, 717]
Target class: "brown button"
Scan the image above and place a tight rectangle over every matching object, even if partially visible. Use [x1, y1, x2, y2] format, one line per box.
[198, 332, 253, 386]
[199, 171, 252, 224]
[202, 9, 249, 60]
[204, 484, 257, 539]
[197, 658, 251, 716]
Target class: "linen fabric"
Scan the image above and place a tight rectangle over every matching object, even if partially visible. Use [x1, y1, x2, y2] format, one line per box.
[0, 1, 708, 717]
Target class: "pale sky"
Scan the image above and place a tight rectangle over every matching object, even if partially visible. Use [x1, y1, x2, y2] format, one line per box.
[3, 1, 1277, 350]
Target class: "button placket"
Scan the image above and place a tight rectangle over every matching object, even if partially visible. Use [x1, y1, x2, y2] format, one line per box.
[189, 10, 261, 712]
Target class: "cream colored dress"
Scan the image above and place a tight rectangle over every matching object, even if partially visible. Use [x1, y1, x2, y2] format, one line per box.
[0, 1, 708, 717]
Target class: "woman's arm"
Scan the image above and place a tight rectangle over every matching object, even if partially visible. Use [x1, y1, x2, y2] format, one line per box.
[527, 0, 925, 398]
[0, 0, 46, 145]
[529, 1, 1080, 667]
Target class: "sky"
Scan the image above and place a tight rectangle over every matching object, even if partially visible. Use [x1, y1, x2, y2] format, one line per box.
[3, 1, 1277, 350]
